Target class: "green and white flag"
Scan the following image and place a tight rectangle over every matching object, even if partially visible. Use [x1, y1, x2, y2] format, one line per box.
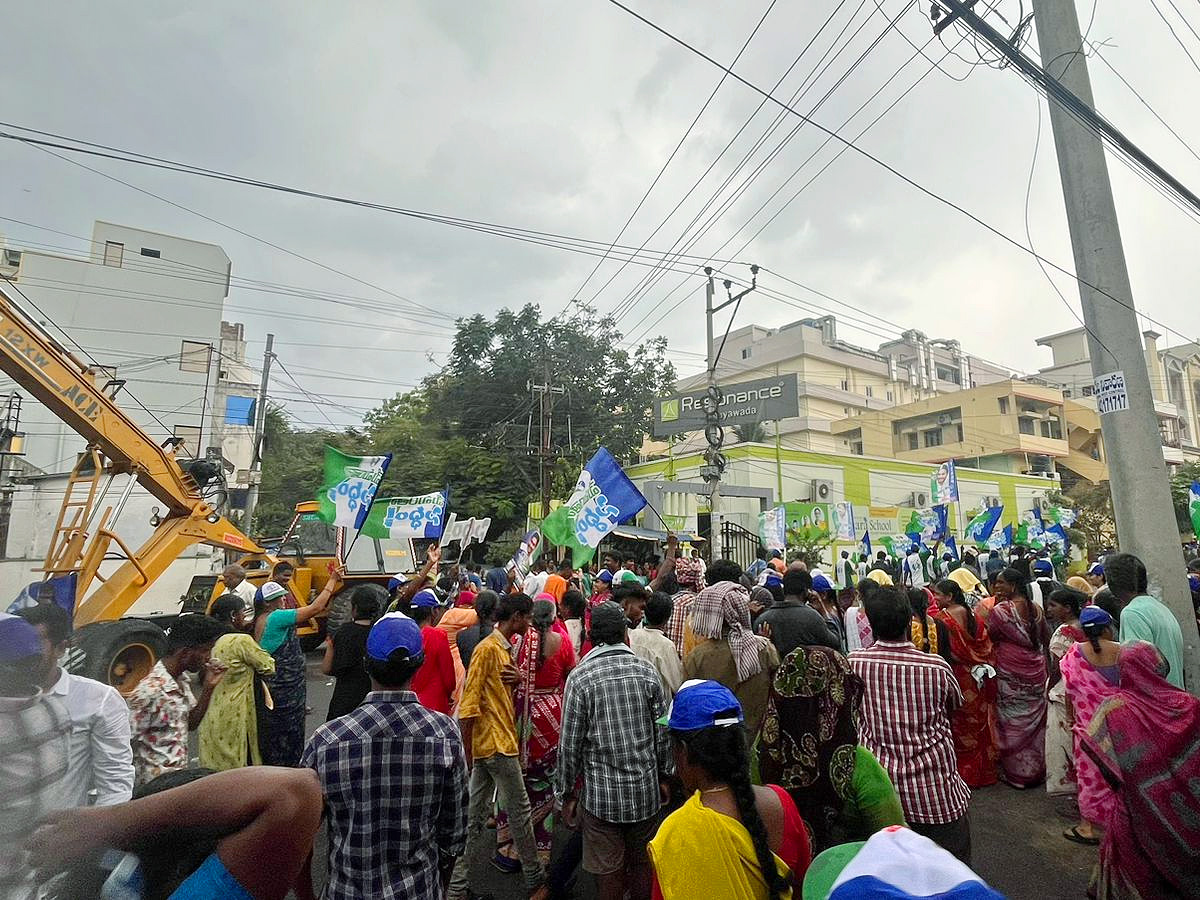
[315, 446, 392, 531]
[1190, 481, 1200, 541]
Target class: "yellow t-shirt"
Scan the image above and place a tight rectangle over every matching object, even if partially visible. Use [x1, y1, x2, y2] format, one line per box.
[457, 629, 518, 759]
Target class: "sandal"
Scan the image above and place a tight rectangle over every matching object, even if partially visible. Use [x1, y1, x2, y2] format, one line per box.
[1063, 825, 1100, 846]
[491, 852, 522, 873]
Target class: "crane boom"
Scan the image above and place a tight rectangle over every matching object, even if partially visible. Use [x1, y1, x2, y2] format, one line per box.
[0, 278, 266, 627]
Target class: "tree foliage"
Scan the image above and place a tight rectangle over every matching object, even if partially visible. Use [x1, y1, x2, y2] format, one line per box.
[1053, 483, 1116, 556]
[254, 304, 676, 540]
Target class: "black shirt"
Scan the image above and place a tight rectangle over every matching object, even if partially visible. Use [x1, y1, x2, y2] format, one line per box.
[456, 622, 495, 672]
[325, 622, 372, 721]
[754, 600, 842, 658]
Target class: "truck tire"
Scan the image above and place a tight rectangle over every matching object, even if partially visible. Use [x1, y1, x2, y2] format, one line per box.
[70, 619, 167, 695]
[325, 584, 389, 637]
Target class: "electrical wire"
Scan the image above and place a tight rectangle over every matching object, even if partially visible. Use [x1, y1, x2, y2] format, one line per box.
[558, 0, 782, 321]
[604, 0, 1200, 356]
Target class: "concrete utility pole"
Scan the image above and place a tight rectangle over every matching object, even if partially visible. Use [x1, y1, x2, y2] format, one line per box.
[937, 0, 1198, 689]
[528, 361, 565, 517]
[242, 332, 274, 533]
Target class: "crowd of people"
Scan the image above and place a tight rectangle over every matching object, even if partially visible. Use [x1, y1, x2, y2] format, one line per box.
[4, 537, 1199, 899]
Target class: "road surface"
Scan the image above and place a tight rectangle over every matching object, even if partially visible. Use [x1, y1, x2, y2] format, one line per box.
[295, 653, 1094, 899]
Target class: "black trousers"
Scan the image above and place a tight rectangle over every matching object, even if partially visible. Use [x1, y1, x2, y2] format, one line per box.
[911, 813, 972, 866]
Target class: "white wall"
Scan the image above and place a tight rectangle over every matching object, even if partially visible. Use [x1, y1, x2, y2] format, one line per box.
[0, 221, 230, 475]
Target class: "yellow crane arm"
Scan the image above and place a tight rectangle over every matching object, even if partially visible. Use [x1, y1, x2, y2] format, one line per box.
[0, 281, 207, 513]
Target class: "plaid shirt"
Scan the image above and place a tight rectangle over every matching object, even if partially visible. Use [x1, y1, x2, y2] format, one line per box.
[849, 640, 970, 825]
[663, 590, 698, 656]
[556, 644, 670, 824]
[1, 690, 70, 900]
[301, 691, 468, 900]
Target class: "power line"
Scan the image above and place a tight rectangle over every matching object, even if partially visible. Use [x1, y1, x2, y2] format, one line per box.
[604, 0, 1200, 354]
[559, 0, 782, 321]
[1146, 0, 1200, 76]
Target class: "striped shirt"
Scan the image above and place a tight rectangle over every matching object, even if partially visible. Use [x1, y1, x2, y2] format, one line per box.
[849, 639, 970, 825]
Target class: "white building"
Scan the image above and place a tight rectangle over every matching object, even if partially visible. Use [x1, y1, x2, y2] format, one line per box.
[1035, 326, 1196, 464]
[655, 317, 1013, 456]
[0, 222, 256, 614]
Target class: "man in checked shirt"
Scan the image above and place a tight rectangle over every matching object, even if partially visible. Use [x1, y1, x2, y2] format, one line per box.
[556, 601, 672, 900]
[849, 585, 973, 864]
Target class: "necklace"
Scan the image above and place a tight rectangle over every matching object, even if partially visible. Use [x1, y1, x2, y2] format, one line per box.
[702, 785, 731, 795]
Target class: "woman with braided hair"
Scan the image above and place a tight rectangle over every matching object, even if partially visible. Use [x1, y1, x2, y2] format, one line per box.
[649, 680, 809, 900]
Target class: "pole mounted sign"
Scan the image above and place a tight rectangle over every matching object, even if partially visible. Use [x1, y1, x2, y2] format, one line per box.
[654, 373, 800, 438]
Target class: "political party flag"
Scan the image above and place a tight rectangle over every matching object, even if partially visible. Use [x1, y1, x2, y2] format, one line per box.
[439, 512, 492, 549]
[1043, 506, 1077, 527]
[1046, 523, 1071, 552]
[860, 530, 872, 560]
[931, 460, 960, 505]
[945, 535, 960, 560]
[986, 524, 1013, 551]
[1190, 481, 1200, 541]
[507, 529, 543, 579]
[759, 506, 786, 552]
[316, 446, 391, 532]
[881, 534, 913, 558]
[932, 505, 949, 542]
[964, 506, 1003, 544]
[362, 490, 448, 540]
[542, 447, 647, 566]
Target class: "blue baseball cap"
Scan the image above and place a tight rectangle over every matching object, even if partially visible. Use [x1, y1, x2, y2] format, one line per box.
[764, 572, 784, 589]
[659, 679, 744, 730]
[1032, 559, 1054, 576]
[366, 613, 425, 662]
[0, 613, 42, 663]
[811, 573, 834, 593]
[411, 588, 440, 608]
[597, 570, 614, 584]
[1087, 563, 1104, 577]
[1080, 605, 1112, 629]
[386, 573, 409, 592]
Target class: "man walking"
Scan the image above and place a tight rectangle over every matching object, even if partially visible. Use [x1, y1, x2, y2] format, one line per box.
[127, 614, 227, 786]
[1107, 551, 1186, 689]
[754, 569, 841, 657]
[556, 601, 671, 900]
[449, 593, 547, 900]
[17, 604, 133, 809]
[302, 612, 467, 900]
[1, 613, 70, 900]
[849, 585, 972, 864]
[629, 591, 684, 697]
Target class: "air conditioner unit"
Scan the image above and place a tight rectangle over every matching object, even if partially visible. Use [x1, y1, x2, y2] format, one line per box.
[936, 413, 953, 426]
[909, 491, 929, 508]
[2, 249, 21, 267]
[810, 479, 834, 502]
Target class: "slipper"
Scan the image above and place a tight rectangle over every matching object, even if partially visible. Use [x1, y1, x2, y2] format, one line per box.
[491, 853, 522, 874]
[1063, 826, 1100, 846]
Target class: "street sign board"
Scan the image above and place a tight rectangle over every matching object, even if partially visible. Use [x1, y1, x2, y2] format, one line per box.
[653, 373, 800, 438]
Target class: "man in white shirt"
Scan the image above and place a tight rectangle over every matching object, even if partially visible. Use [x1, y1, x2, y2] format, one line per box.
[904, 546, 927, 589]
[626, 590, 683, 697]
[522, 557, 549, 597]
[222, 563, 258, 615]
[18, 604, 134, 808]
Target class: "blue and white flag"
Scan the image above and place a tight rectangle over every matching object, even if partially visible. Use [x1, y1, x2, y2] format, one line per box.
[542, 447, 647, 565]
[860, 530, 872, 560]
[1046, 523, 1071, 553]
[362, 490, 448, 540]
[931, 460, 960, 505]
[986, 524, 1014, 550]
[931, 504, 950, 542]
[759, 506, 787, 552]
[945, 535, 960, 560]
[964, 506, 1003, 544]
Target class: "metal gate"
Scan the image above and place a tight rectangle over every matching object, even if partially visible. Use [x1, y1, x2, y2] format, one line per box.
[720, 520, 762, 570]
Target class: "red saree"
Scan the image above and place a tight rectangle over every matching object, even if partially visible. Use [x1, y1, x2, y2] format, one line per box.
[930, 602, 998, 787]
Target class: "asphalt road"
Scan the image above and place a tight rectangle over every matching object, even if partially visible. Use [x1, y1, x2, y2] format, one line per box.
[296, 653, 1095, 900]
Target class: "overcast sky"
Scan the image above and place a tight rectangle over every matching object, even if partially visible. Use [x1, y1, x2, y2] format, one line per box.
[2, 0, 1198, 429]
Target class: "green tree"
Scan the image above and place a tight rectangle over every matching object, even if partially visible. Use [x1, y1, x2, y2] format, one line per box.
[1051, 483, 1116, 556]
[252, 406, 347, 537]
